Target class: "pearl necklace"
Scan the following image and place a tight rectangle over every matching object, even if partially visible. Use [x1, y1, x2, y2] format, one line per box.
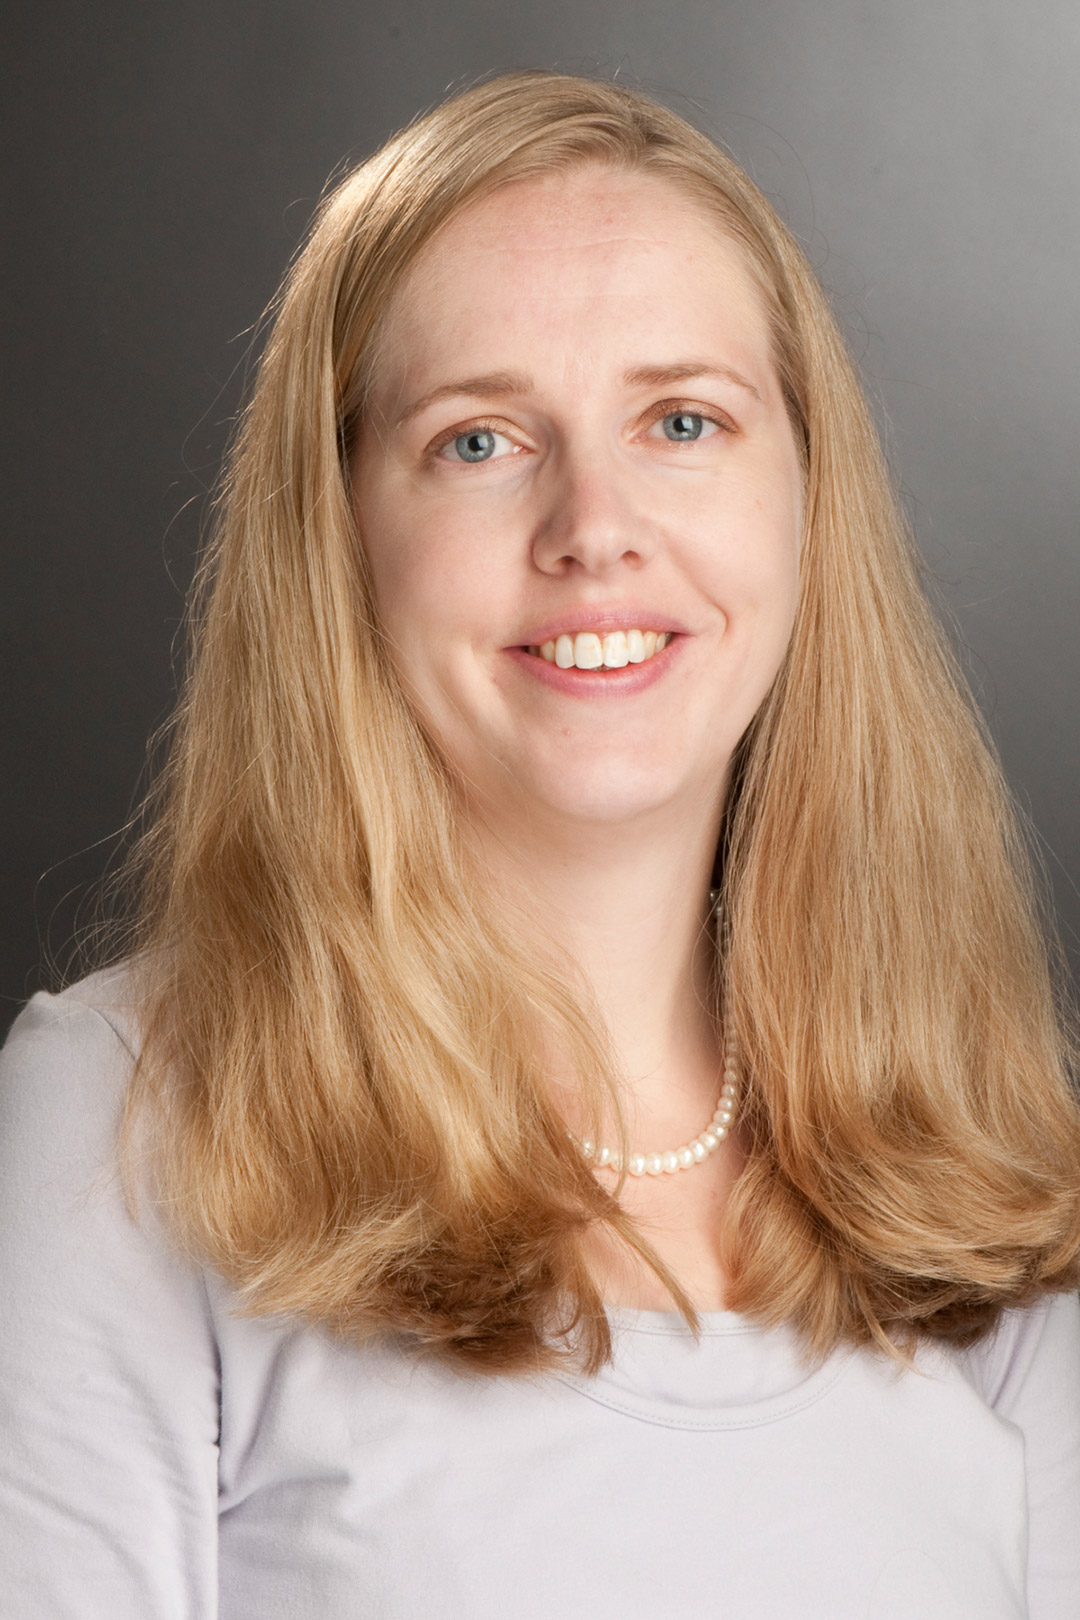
[577, 1047, 740, 1177]
[576, 892, 740, 1177]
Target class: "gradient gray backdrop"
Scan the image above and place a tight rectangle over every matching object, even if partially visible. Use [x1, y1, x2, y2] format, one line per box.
[4, 0, 1078, 1033]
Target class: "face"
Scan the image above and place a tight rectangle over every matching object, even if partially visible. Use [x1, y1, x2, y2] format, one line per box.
[351, 167, 803, 838]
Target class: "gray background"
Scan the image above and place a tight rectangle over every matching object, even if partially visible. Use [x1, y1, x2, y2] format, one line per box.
[4, 0, 1078, 1034]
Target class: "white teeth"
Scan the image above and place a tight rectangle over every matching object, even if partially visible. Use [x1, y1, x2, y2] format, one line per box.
[574, 632, 604, 669]
[538, 629, 671, 670]
[601, 631, 629, 668]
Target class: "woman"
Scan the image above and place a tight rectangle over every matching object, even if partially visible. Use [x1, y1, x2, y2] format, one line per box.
[2, 71, 1079, 1618]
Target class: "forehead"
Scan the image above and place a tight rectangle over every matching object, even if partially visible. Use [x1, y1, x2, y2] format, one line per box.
[370, 167, 777, 402]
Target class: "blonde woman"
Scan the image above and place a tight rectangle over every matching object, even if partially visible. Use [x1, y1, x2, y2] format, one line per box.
[2, 72, 1078, 1619]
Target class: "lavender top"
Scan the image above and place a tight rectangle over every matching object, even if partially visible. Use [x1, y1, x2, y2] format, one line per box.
[2, 969, 1078, 1618]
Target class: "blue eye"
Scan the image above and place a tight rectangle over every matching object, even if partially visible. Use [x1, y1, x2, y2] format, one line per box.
[451, 428, 497, 462]
[662, 411, 705, 441]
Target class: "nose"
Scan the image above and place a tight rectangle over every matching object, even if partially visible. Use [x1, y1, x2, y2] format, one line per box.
[530, 448, 657, 577]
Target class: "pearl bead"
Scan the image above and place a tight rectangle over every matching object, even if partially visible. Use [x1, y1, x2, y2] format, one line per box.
[574, 956, 742, 1175]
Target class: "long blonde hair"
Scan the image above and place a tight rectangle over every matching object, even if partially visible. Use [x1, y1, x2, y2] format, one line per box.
[119, 71, 1080, 1373]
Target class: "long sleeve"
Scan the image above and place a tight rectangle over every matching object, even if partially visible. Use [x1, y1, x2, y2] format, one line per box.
[3, 979, 1077, 1620]
[1010, 1292, 1080, 1620]
[966, 1290, 1080, 1620]
[0, 984, 221, 1618]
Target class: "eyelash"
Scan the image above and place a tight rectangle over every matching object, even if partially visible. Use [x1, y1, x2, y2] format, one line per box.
[426, 400, 737, 463]
[640, 400, 737, 438]
[428, 416, 518, 462]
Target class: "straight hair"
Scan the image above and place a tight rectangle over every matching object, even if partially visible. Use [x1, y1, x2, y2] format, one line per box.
[117, 71, 1080, 1373]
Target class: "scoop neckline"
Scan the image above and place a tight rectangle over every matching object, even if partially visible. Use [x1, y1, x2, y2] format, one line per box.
[555, 1304, 852, 1430]
[603, 1302, 759, 1337]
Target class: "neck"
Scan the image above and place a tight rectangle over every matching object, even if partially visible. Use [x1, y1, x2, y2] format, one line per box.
[469, 789, 728, 1141]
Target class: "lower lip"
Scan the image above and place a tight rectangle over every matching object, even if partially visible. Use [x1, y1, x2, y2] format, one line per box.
[504, 637, 682, 696]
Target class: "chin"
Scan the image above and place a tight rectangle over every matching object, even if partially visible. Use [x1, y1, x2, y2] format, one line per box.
[521, 760, 705, 827]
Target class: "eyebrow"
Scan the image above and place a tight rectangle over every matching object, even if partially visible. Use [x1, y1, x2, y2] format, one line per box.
[393, 371, 531, 428]
[624, 361, 762, 402]
[393, 359, 762, 428]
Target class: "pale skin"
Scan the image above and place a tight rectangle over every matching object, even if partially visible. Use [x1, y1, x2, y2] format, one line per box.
[352, 166, 804, 1309]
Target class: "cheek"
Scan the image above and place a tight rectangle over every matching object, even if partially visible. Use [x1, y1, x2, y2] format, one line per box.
[689, 474, 801, 618]
[357, 496, 508, 704]
[753, 531, 801, 660]
[355, 488, 447, 649]
[741, 453, 803, 608]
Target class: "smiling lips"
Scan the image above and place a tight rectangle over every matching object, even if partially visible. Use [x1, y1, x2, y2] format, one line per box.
[526, 628, 674, 671]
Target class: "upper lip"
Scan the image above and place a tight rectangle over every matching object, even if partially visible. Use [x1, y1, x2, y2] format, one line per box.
[510, 608, 689, 647]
